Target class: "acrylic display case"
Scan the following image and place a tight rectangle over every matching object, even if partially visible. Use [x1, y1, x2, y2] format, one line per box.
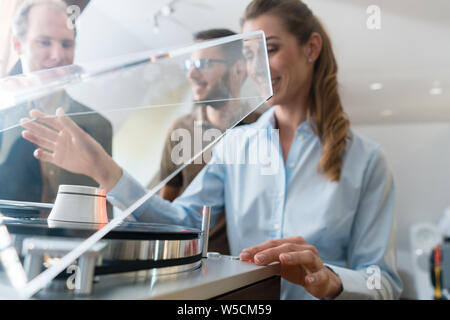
[0, 31, 272, 298]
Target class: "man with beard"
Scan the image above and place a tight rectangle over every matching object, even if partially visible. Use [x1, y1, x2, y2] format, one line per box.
[0, 0, 112, 214]
[157, 29, 267, 254]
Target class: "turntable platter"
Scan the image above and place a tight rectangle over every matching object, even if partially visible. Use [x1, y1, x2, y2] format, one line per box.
[0, 212, 204, 296]
[0, 213, 201, 240]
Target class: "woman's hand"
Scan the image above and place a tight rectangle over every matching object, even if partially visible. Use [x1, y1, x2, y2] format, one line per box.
[20, 108, 122, 192]
[240, 236, 343, 299]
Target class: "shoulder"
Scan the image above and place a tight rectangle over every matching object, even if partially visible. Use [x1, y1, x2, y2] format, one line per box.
[346, 129, 381, 157]
[344, 129, 391, 180]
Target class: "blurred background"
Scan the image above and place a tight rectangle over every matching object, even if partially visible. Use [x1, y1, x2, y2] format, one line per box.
[1, 0, 449, 299]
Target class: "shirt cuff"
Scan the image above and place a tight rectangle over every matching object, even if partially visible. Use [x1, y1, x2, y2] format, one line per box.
[106, 169, 147, 211]
[324, 264, 372, 300]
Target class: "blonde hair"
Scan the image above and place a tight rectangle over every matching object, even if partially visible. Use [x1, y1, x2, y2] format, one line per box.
[242, 0, 351, 182]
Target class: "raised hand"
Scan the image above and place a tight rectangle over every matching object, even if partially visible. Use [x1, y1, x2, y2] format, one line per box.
[20, 108, 122, 191]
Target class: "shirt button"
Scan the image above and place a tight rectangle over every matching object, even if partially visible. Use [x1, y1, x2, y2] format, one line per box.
[298, 134, 304, 140]
[49, 170, 55, 176]
[274, 224, 280, 230]
[289, 162, 295, 168]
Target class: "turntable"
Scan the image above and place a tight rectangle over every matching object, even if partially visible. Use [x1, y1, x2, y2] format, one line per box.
[0, 206, 280, 299]
[0, 31, 277, 299]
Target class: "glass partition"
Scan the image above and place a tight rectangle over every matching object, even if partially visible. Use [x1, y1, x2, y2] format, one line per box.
[0, 31, 272, 299]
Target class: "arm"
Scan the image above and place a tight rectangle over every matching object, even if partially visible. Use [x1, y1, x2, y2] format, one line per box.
[107, 146, 226, 229]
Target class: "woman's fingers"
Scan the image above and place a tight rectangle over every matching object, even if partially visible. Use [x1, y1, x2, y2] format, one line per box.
[253, 244, 321, 271]
[303, 267, 329, 286]
[55, 107, 81, 133]
[277, 249, 330, 295]
[33, 148, 55, 163]
[240, 237, 341, 298]
[279, 249, 319, 266]
[240, 236, 307, 261]
[278, 249, 322, 271]
[29, 109, 64, 132]
[240, 238, 324, 283]
[21, 130, 56, 152]
[26, 109, 86, 147]
[20, 117, 59, 142]
[240, 239, 284, 261]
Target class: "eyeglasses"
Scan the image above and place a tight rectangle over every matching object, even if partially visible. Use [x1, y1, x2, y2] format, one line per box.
[183, 58, 228, 71]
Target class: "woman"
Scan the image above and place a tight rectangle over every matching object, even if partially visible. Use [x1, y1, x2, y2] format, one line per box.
[21, 0, 402, 299]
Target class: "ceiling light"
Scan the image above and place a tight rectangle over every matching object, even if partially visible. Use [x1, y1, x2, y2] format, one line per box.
[161, 5, 173, 17]
[430, 87, 443, 96]
[370, 83, 383, 91]
[381, 109, 393, 117]
[430, 81, 443, 96]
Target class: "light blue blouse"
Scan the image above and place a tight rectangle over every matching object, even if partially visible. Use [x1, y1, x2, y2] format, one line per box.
[108, 108, 403, 300]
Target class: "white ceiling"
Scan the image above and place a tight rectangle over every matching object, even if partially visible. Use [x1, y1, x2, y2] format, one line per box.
[74, 0, 450, 125]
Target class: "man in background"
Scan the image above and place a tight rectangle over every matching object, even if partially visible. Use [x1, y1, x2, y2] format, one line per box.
[158, 29, 268, 254]
[0, 0, 112, 214]
[10, 0, 75, 75]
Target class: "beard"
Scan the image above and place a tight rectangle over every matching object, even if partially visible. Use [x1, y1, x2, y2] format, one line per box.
[196, 70, 232, 110]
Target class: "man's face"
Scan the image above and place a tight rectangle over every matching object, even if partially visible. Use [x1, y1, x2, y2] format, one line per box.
[186, 46, 231, 107]
[15, 5, 75, 73]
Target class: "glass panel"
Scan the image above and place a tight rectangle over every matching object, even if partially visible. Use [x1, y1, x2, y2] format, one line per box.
[0, 31, 272, 299]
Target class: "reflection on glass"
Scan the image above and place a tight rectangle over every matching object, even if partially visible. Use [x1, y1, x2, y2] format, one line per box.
[0, 31, 271, 299]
